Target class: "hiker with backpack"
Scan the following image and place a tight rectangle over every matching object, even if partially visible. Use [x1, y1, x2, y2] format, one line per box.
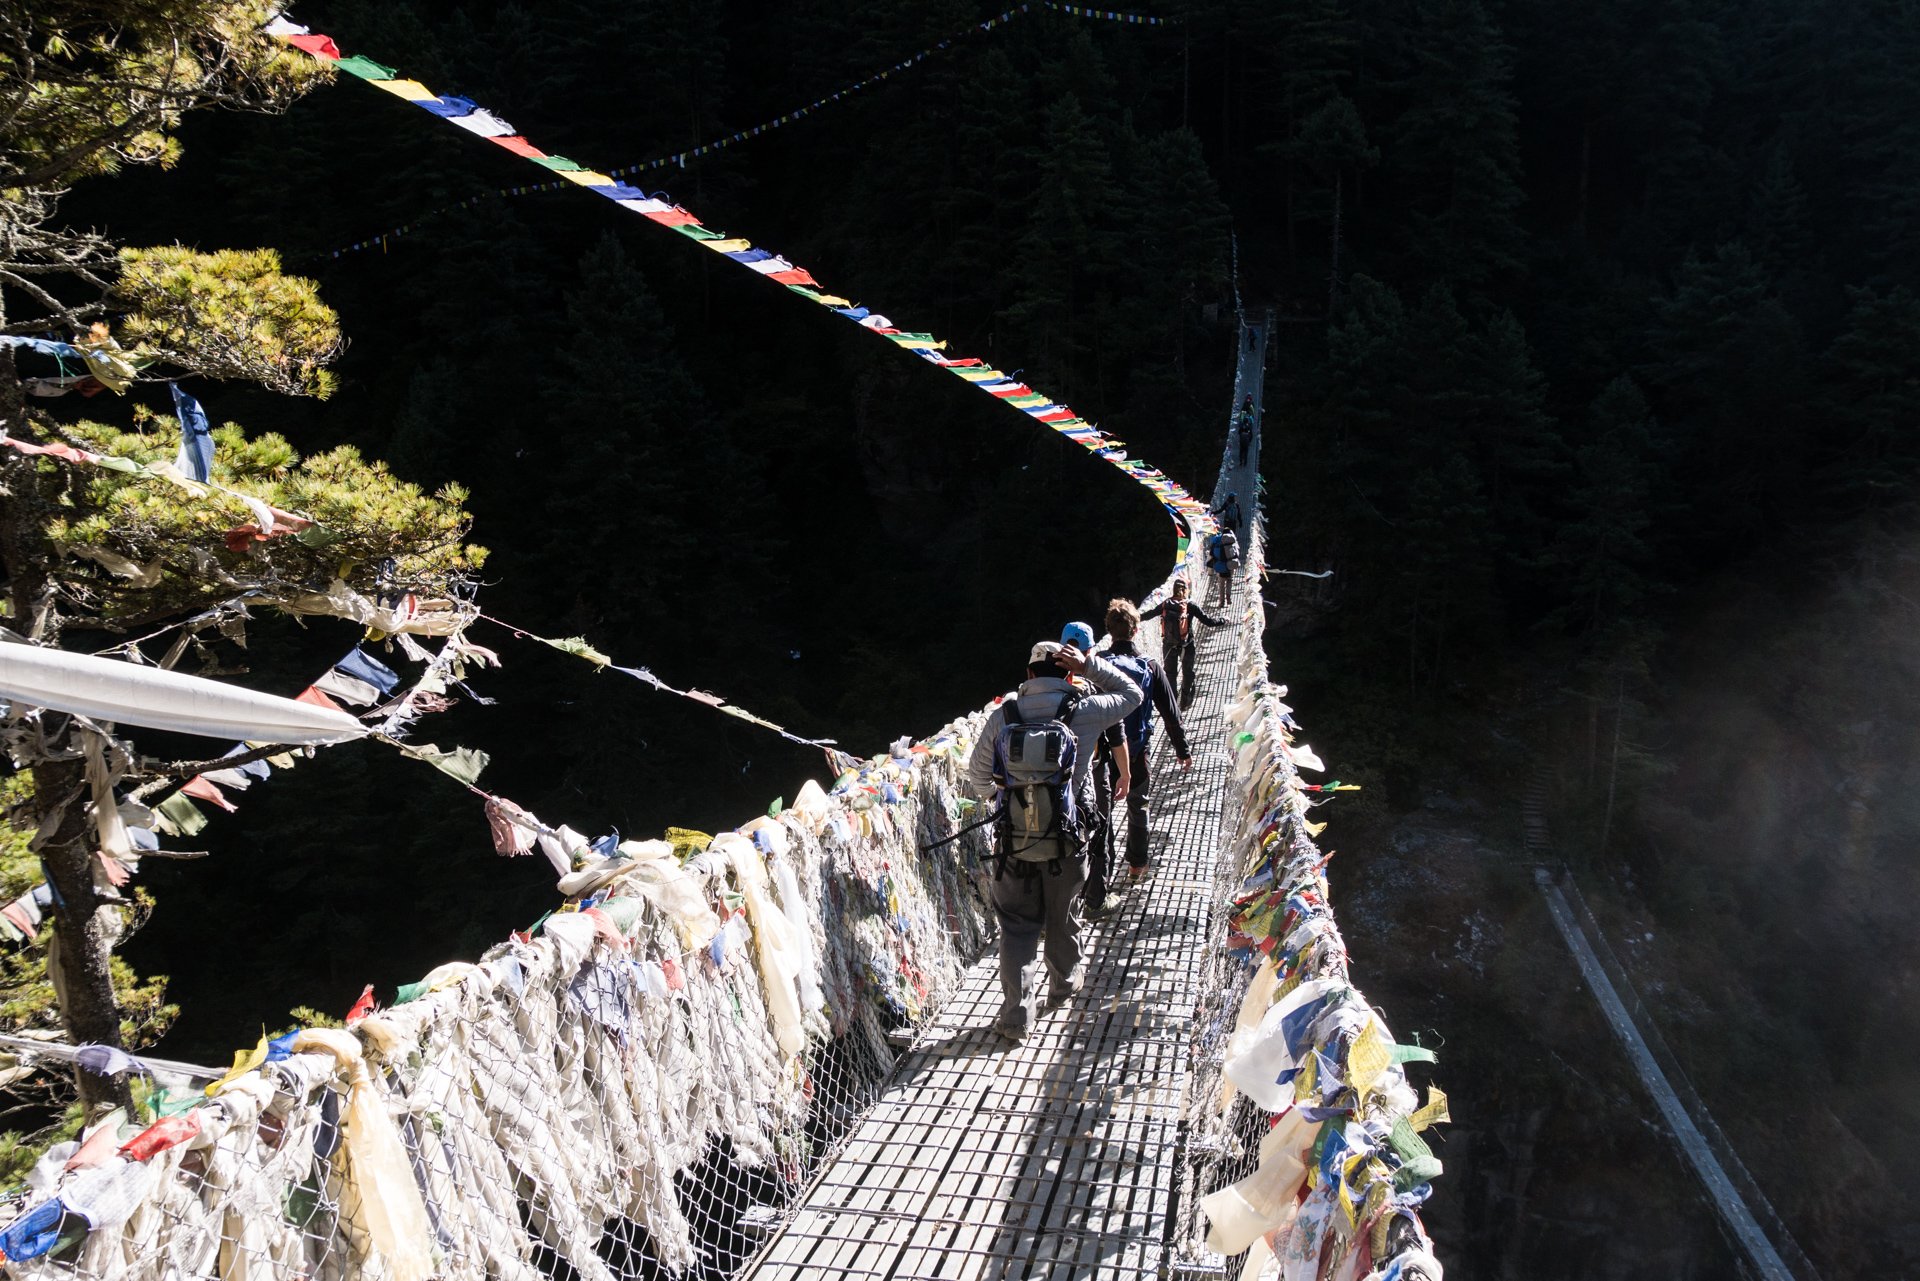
[1205, 525, 1240, 607]
[1141, 579, 1225, 709]
[1059, 622, 1131, 918]
[1218, 491, 1243, 536]
[965, 640, 1142, 1040]
[1089, 598, 1192, 906]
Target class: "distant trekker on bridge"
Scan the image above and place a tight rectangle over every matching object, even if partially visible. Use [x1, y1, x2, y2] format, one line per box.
[1218, 491, 1243, 534]
[1141, 579, 1223, 709]
[967, 641, 1141, 1040]
[1205, 524, 1240, 608]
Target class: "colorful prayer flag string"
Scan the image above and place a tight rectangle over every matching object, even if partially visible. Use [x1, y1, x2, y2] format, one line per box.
[268, 22, 1217, 548]
[292, 2, 1177, 264]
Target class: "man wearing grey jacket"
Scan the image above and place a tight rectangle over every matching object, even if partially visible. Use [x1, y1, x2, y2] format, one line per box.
[967, 640, 1141, 1040]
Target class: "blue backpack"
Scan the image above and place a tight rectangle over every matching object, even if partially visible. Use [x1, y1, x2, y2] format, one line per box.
[1105, 652, 1156, 754]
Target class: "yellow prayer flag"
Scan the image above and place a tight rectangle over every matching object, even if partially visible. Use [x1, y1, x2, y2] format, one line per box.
[1294, 1049, 1317, 1101]
[1363, 1178, 1390, 1227]
[812, 294, 852, 306]
[205, 1032, 270, 1096]
[557, 169, 616, 186]
[704, 239, 752, 252]
[1347, 1018, 1391, 1098]
[1410, 1085, 1450, 1132]
[369, 79, 437, 100]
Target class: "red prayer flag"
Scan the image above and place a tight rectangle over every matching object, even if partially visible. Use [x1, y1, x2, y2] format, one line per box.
[644, 208, 701, 226]
[180, 776, 237, 813]
[661, 955, 685, 990]
[287, 33, 342, 59]
[295, 685, 346, 713]
[2, 902, 35, 941]
[344, 983, 375, 1026]
[119, 1111, 201, 1162]
[767, 268, 820, 288]
[64, 1122, 122, 1171]
[580, 907, 628, 951]
[490, 136, 548, 158]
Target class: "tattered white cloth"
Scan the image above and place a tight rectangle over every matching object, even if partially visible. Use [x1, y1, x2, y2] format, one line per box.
[0, 644, 368, 743]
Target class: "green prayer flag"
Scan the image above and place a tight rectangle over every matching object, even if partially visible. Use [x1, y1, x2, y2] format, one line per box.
[333, 55, 396, 79]
[1388, 1116, 1432, 1164]
[404, 743, 489, 786]
[531, 156, 584, 171]
[1392, 1044, 1438, 1065]
[152, 1088, 202, 1119]
[394, 981, 428, 1006]
[542, 636, 610, 666]
[676, 225, 724, 241]
[295, 525, 340, 548]
[1393, 1154, 1443, 1192]
[768, 797, 784, 817]
[157, 791, 208, 836]
[598, 897, 643, 932]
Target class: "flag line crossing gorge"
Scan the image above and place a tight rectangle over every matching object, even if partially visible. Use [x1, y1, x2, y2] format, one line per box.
[266, 13, 1215, 556]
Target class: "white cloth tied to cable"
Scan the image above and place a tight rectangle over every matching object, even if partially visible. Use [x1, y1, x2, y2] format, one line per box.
[290, 1029, 435, 1281]
[0, 644, 367, 744]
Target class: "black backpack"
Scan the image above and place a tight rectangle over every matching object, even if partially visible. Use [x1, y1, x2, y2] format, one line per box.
[990, 691, 1084, 864]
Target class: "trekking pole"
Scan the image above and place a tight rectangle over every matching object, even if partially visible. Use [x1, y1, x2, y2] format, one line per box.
[919, 806, 1003, 852]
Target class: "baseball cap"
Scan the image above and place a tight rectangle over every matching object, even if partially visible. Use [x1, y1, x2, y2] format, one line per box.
[1028, 641, 1066, 665]
[1060, 621, 1095, 652]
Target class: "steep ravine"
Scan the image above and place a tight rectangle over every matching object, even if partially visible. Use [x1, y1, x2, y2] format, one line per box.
[1308, 528, 1920, 1279]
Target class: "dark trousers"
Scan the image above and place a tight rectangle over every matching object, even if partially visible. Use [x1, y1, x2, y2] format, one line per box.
[990, 856, 1086, 1026]
[1122, 764, 1152, 868]
[1239, 433, 1252, 467]
[1088, 756, 1118, 906]
[1165, 635, 1197, 707]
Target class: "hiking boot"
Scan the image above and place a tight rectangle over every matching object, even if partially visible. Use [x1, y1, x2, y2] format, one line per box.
[1048, 965, 1085, 1004]
[994, 1014, 1028, 1041]
[1126, 863, 1152, 884]
[1084, 892, 1127, 919]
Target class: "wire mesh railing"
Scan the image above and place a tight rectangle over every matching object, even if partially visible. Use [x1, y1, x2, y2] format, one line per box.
[0, 704, 1013, 1281]
[1171, 510, 1451, 1281]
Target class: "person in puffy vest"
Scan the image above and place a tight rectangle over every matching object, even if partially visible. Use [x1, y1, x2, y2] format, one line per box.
[1141, 578, 1225, 709]
[966, 640, 1141, 1040]
[1097, 598, 1192, 890]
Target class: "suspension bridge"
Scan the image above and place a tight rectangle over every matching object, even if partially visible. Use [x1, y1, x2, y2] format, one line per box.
[0, 16, 1460, 1277]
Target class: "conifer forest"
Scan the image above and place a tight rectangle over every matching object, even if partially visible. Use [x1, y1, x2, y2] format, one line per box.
[4, 0, 1920, 1277]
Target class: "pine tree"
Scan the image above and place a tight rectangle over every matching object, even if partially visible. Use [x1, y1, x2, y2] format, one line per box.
[0, 3, 482, 1112]
[1288, 95, 1377, 307]
[1822, 285, 1920, 510]
[1009, 93, 1122, 396]
[1539, 374, 1664, 636]
[1379, 0, 1526, 287]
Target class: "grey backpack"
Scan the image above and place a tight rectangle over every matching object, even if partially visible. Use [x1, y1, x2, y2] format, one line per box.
[989, 691, 1084, 864]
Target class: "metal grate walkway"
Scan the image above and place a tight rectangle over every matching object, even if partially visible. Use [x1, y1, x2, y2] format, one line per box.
[745, 606, 1245, 1281]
